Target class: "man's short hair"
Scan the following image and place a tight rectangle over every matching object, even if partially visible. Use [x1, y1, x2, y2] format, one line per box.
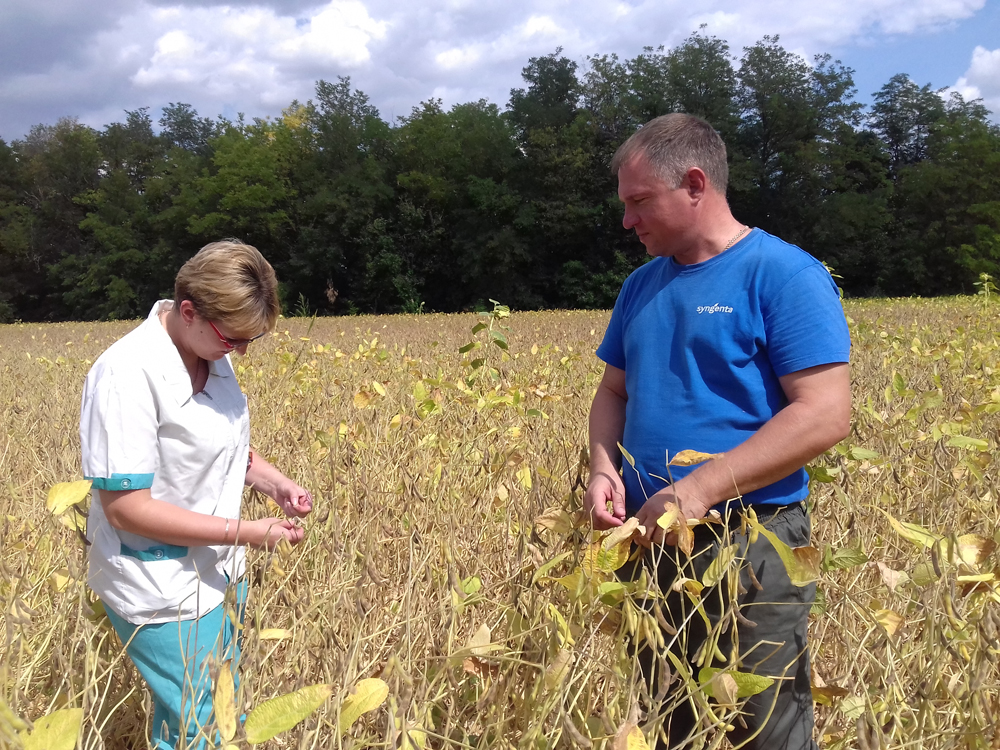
[611, 113, 728, 191]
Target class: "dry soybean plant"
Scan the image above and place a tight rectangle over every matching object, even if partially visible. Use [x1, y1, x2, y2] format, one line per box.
[1, 298, 998, 749]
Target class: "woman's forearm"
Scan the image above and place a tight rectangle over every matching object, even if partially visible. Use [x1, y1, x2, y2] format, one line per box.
[100, 488, 239, 546]
[245, 448, 284, 497]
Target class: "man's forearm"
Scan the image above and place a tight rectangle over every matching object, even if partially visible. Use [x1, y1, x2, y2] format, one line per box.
[589, 382, 627, 476]
[675, 364, 851, 517]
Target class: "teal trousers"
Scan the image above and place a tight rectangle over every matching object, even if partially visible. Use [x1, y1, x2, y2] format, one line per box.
[104, 579, 247, 750]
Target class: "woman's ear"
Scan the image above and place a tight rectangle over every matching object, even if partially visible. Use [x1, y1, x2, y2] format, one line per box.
[178, 299, 198, 325]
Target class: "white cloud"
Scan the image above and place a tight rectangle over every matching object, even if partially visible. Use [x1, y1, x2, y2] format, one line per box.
[132, 2, 385, 92]
[0, 0, 994, 138]
[952, 45, 1000, 118]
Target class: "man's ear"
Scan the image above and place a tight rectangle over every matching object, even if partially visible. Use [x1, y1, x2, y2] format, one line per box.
[684, 167, 708, 203]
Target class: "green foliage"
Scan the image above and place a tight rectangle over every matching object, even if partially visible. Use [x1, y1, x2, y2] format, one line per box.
[1, 39, 998, 322]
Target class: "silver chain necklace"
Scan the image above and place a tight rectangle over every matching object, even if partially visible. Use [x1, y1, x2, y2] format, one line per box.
[723, 225, 750, 250]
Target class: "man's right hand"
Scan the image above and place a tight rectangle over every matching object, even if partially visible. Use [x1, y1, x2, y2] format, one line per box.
[583, 471, 627, 529]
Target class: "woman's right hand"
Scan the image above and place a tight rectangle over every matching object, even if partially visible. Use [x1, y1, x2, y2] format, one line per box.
[243, 518, 305, 549]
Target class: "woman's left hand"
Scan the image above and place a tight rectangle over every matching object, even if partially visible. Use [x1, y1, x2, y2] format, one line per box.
[273, 478, 313, 517]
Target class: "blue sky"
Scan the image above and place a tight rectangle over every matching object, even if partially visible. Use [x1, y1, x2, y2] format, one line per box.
[835, 0, 1000, 104]
[0, 0, 997, 141]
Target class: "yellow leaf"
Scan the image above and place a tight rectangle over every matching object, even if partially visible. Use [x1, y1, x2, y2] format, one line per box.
[623, 727, 649, 749]
[714, 673, 739, 709]
[655, 503, 681, 531]
[600, 517, 642, 552]
[617, 442, 636, 468]
[389, 414, 402, 429]
[1, 697, 28, 737]
[811, 684, 850, 706]
[702, 544, 739, 588]
[534, 507, 575, 535]
[668, 450, 722, 467]
[516, 465, 532, 491]
[372, 381, 386, 396]
[258, 628, 293, 640]
[496, 483, 509, 503]
[19, 708, 83, 750]
[883, 513, 941, 549]
[874, 608, 904, 637]
[401, 726, 428, 750]
[671, 577, 704, 596]
[466, 624, 491, 656]
[700, 667, 774, 699]
[244, 683, 334, 744]
[338, 678, 389, 736]
[46, 480, 91, 515]
[50, 568, 72, 593]
[544, 648, 573, 691]
[612, 706, 649, 750]
[214, 660, 237, 742]
[956, 534, 996, 567]
[957, 572, 995, 583]
[353, 390, 372, 409]
[582, 542, 630, 573]
[875, 562, 908, 593]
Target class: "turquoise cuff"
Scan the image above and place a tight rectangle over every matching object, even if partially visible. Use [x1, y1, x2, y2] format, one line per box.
[120, 542, 188, 562]
[86, 473, 154, 491]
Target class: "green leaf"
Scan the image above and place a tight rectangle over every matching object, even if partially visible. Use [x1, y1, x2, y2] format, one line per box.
[490, 331, 508, 350]
[46, 480, 92, 515]
[460, 576, 482, 596]
[847, 446, 879, 461]
[531, 551, 574, 585]
[806, 464, 840, 483]
[458, 342, 476, 354]
[892, 371, 906, 396]
[245, 684, 334, 744]
[338, 678, 389, 736]
[946, 435, 989, 451]
[746, 512, 820, 586]
[19, 708, 83, 750]
[821, 543, 869, 572]
[698, 668, 774, 698]
[470, 322, 487, 334]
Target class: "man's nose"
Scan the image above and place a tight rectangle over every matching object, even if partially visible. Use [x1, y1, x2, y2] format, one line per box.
[622, 208, 638, 230]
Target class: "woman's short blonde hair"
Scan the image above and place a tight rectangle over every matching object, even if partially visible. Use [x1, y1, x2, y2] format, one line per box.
[174, 240, 280, 338]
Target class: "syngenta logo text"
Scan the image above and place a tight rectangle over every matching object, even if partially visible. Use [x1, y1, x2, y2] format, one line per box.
[696, 303, 734, 314]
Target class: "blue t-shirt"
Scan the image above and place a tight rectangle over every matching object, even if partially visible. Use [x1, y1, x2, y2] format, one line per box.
[596, 229, 851, 515]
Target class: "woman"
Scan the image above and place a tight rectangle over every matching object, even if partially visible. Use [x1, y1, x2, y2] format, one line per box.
[80, 240, 311, 749]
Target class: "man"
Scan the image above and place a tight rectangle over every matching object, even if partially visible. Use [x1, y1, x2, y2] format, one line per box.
[584, 113, 851, 749]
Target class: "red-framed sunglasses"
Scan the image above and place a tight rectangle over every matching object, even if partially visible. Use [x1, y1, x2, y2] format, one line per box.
[207, 319, 267, 349]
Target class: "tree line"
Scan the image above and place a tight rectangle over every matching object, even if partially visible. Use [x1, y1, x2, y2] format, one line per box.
[1, 31, 998, 322]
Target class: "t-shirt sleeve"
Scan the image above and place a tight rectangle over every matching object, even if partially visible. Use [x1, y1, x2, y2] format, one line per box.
[596, 288, 628, 370]
[80, 362, 158, 491]
[763, 263, 851, 377]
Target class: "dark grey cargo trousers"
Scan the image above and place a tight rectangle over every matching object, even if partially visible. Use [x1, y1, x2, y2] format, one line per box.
[620, 503, 819, 750]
